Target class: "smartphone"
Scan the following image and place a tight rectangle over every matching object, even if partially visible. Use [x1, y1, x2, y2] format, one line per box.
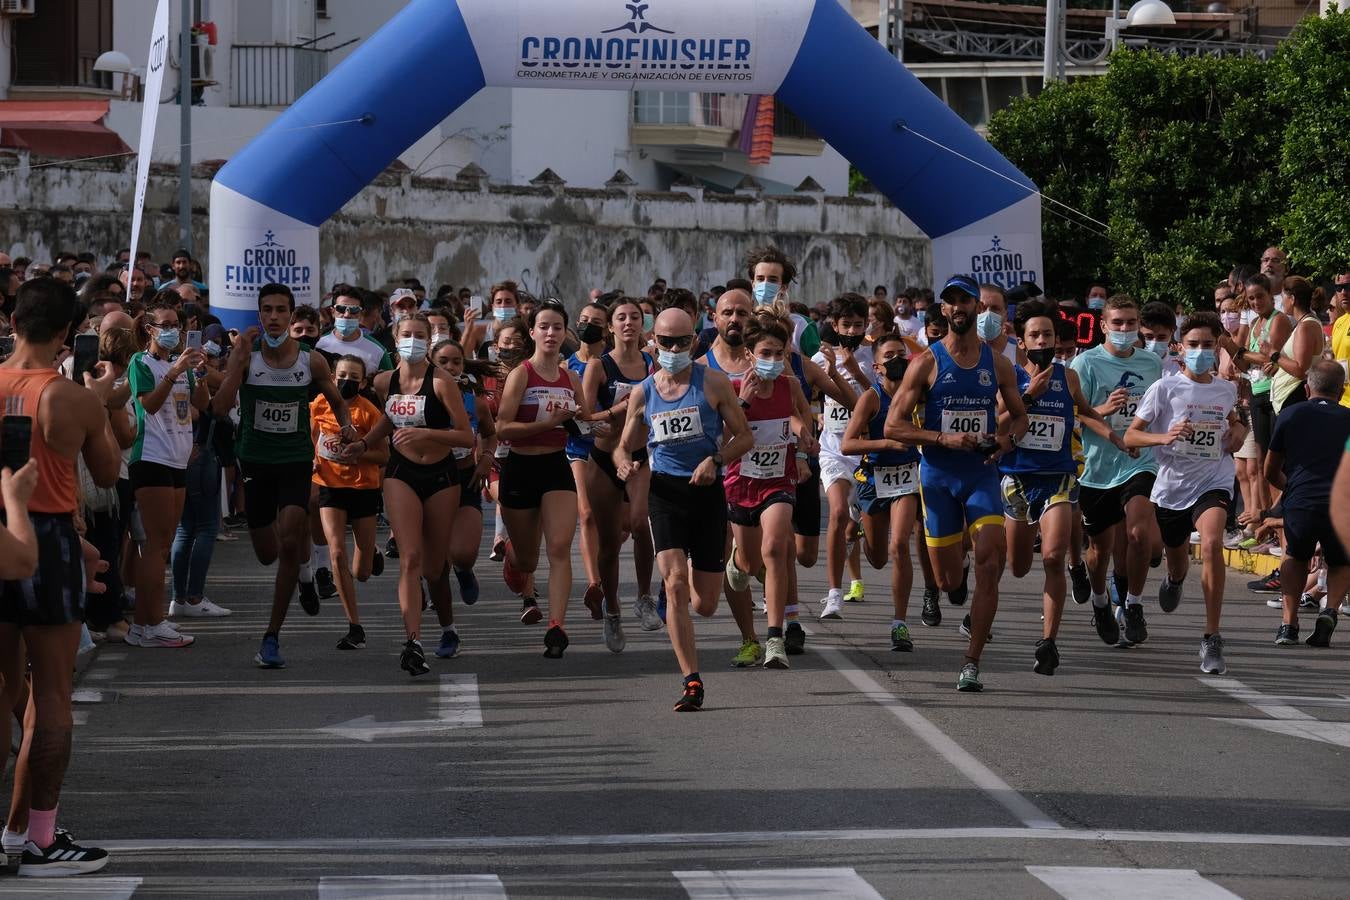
[1, 415, 31, 473]
[469, 295, 484, 315]
[71, 333, 100, 384]
[186, 330, 202, 352]
[0, 336, 13, 359]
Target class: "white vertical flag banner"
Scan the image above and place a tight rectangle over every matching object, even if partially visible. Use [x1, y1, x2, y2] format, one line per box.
[128, 0, 171, 268]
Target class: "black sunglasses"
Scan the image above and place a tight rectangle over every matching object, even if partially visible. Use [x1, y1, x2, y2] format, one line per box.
[1335, 283, 1350, 293]
[655, 334, 694, 350]
[334, 304, 361, 315]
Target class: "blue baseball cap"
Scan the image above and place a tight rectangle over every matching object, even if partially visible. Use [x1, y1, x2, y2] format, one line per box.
[940, 275, 979, 302]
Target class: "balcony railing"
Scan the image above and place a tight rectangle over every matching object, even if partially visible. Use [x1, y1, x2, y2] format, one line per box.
[633, 92, 818, 140]
[230, 44, 328, 108]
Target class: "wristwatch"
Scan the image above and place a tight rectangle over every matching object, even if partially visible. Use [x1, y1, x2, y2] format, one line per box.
[1020, 391, 1035, 408]
[712, 452, 725, 467]
[1269, 351, 1281, 365]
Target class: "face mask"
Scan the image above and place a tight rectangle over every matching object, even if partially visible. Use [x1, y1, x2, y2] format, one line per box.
[156, 327, 181, 351]
[493, 307, 515, 322]
[642, 313, 655, 332]
[752, 282, 780, 306]
[1184, 347, 1216, 375]
[883, 356, 908, 382]
[1106, 329, 1138, 351]
[976, 311, 1003, 342]
[1145, 339, 1169, 359]
[1088, 296, 1106, 310]
[577, 323, 604, 345]
[658, 349, 691, 374]
[837, 332, 865, 351]
[398, 337, 428, 363]
[754, 358, 784, 380]
[202, 340, 221, 358]
[263, 330, 288, 349]
[818, 322, 838, 345]
[1026, 347, 1056, 369]
[431, 330, 451, 344]
[337, 378, 360, 400]
[334, 316, 360, 336]
[1220, 312, 1240, 332]
[916, 309, 927, 326]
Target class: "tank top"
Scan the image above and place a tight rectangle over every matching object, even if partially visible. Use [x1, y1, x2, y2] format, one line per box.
[513, 360, 573, 451]
[238, 345, 313, 465]
[564, 352, 596, 458]
[703, 347, 752, 381]
[1000, 361, 1076, 475]
[454, 389, 478, 462]
[311, 394, 383, 490]
[387, 365, 453, 431]
[128, 351, 196, 469]
[0, 367, 77, 515]
[642, 364, 723, 478]
[921, 341, 998, 471]
[1246, 311, 1280, 395]
[863, 381, 920, 469]
[725, 375, 797, 507]
[598, 351, 654, 410]
[1271, 313, 1324, 413]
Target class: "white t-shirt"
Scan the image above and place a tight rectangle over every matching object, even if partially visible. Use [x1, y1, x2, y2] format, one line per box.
[812, 344, 874, 463]
[1136, 374, 1237, 511]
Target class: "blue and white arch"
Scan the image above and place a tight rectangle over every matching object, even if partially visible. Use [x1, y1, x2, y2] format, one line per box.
[209, 0, 1042, 330]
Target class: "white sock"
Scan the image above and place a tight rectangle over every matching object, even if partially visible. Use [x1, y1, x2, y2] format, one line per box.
[298, 562, 313, 583]
[312, 544, 330, 571]
[1091, 591, 1109, 608]
[1125, 592, 1143, 607]
[827, 587, 841, 600]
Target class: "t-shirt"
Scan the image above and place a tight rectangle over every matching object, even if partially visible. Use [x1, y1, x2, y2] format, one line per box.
[1268, 398, 1350, 507]
[128, 352, 196, 468]
[316, 331, 394, 376]
[1070, 344, 1162, 489]
[812, 344, 874, 464]
[1328, 314, 1350, 408]
[1136, 374, 1237, 511]
[310, 394, 383, 490]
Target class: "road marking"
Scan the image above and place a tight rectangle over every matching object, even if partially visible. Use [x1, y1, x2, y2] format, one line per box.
[99, 652, 127, 662]
[0, 876, 143, 897]
[73, 690, 111, 703]
[113, 683, 467, 697]
[1028, 866, 1242, 899]
[817, 647, 1061, 830]
[675, 867, 883, 899]
[1201, 677, 1350, 749]
[1200, 677, 1315, 721]
[319, 874, 506, 899]
[319, 674, 482, 741]
[85, 671, 115, 680]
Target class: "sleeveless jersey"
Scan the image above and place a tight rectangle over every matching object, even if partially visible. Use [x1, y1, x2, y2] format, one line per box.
[0, 367, 77, 515]
[642, 365, 723, 478]
[863, 381, 920, 469]
[1000, 362, 1076, 475]
[386, 366, 453, 430]
[725, 375, 797, 508]
[513, 360, 573, 451]
[564, 352, 595, 458]
[921, 341, 998, 471]
[597, 352, 653, 410]
[238, 345, 314, 465]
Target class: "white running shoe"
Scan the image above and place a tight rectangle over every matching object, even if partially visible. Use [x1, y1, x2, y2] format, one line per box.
[136, 621, 195, 648]
[170, 597, 232, 617]
[819, 595, 844, 620]
[725, 548, 751, 592]
[124, 623, 143, 647]
[603, 615, 626, 653]
[634, 595, 662, 632]
[764, 636, 790, 669]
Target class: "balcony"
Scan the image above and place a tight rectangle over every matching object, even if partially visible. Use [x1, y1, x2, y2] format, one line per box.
[630, 92, 823, 157]
[230, 44, 328, 108]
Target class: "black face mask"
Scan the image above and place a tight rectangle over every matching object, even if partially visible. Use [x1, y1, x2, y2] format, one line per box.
[1026, 348, 1056, 370]
[838, 332, 865, 351]
[723, 329, 745, 347]
[337, 378, 360, 400]
[883, 356, 908, 382]
[577, 323, 604, 345]
[818, 322, 839, 345]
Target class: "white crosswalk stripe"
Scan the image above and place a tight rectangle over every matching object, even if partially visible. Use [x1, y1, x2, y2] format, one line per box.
[318, 874, 508, 899]
[1027, 866, 1244, 899]
[674, 867, 885, 899]
[0, 877, 142, 898]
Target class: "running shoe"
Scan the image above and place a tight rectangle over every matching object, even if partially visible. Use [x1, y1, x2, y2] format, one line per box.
[819, 594, 844, 620]
[18, 829, 109, 877]
[385, 536, 399, 559]
[1157, 577, 1183, 614]
[1248, 573, 1281, 594]
[255, 633, 285, 669]
[1092, 603, 1120, 645]
[371, 549, 385, 577]
[315, 566, 337, 599]
[1265, 596, 1283, 609]
[455, 566, 480, 605]
[520, 598, 543, 625]
[336, 623, 366, 650]
[784, 621, 806, 655]
[1122, 605, 1148, 644]
[298, 577, 321, 616]
[1069, 562, 1091, 605]
[1150, 554, 1163, 569]
[1189, 531, 1200, 545]
[890, 623, 913, 652]
[1223, 529, 1249, 549]
[401, 639, 430, 676]
[657, 583, 668, 624]
[1299, 593, 1321, 611]
[956, 661, 983, 692]
[137, 620, 194, 648]
[1274, 623, 1299, 646]
[1114, 606, 1134, 648]
[603, 614, 626, 653]
[725, 547, 751, 592]
[1110, 571, 1127, 608]
[502, 541, 526, 596]
[1199, 633, 1226, 674]
[1033, 638, 1059, 676]
[543, 623, 569, 659]
[3, 830, 23, 874]
[1306, 607, 1337, 648]
[959, 613, 992, 642]
[583, 583, 605, 620]
[1032, 532, 1042, 555]
[674, 678, 704, 712]
[489, 536, 505, 561]
[169, 597, 232, 617]
[731, 638, 764, 667]
[764, 636, 790, 668]
[1237, 535, 1260, 550]
[844, 580, 865, 603]
[921, 587, 942, 627]
[634, 594, 662, 632]
[436, 629, 461, 659]
[948, 563, 970, 606]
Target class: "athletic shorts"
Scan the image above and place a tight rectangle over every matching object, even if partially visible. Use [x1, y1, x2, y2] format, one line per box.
[239, 460, 315, 530]
[819, 452, 858, 492]
[727, 490, 795, 527]
[499, 451, 575, 510]
[317, 486, 381, 520]
[1282, 505, 1349, 568]
[853, 462, 920, 517]
[588, 445, 647, 500]
[1250, 393, 1275, 452]
[649, 471, 727, 573]
[130, 460, 186, 491]
[1078, 471, 1157, 537]
[386, 454, 457, 503]
[919, 460, 1003, 548]
[0, 513, 86, 627]
[456, 464, 483, 512]
[1001, 472, 1079, 524]
[793, 458, 822, 537]
[1155, 489, 1230, 549]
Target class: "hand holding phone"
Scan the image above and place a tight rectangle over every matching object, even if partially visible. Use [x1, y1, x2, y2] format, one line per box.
[72, 333, 100, 384]
[1, 415, 33, 475]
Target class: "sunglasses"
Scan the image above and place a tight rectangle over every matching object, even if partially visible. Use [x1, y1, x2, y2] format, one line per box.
[1335, 283, 1350, 293]
[654, 334, 693, 350]
[334, 305, 361, 315]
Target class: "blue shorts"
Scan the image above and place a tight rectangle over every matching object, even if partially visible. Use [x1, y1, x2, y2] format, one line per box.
[854, 461, 921, 517]
[1000, 472, 1079, 524]
[919, 460, 1003, 548]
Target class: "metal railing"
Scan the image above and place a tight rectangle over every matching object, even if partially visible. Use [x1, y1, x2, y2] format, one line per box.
[230, 44, 328, 108]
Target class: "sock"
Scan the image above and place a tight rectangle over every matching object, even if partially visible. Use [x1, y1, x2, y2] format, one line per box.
[1126, 592, 1143, 608]
[312, 544, 330, 571]
[1091, 591, 1109, 608]
[785, 603, 799, 622]
[298, 563, 313, 583]
[827, 587, 841, 600]
[892, 618, 906, 629]
[1, 826, 26, 851]
[767, 626, 784, 638]
[27, 807, 55, 849]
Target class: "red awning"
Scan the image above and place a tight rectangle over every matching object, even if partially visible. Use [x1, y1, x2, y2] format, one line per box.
[0, 100, 130, 160]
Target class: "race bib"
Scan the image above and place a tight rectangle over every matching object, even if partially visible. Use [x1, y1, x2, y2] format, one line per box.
[1018, 414, 1064, 452]
[611, 381, 635, 405]
[824, 398, 851, 435]
[941, 409, 987, 436]
[316, 431, 347, 463]
[494, 444, 510, 459]
[750, 417, 792, 448]
[742, 443, 788, 480]
[874, 463, 919, 499]
[452, 445, 474, 460]
[1176, 420, 1222, 461]
[1108, 393, 1143, 432]
[650, 406, 703, 444]
[254, 400, 299, 434]
[386, 394, 426, 429]
[528, 387, 574, 423]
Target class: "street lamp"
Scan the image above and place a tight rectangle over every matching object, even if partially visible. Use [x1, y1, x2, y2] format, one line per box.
[1107, 0, 1178, 51]
[93, 50, 143, 99]
[1044, 0, 1176, 85]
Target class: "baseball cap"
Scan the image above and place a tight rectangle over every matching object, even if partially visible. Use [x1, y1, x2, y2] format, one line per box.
[389, 287, 418, 306]
[939, 275, 979, 302]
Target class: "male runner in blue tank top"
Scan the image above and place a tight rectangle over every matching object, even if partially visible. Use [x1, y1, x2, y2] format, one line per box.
[885, 275, 1028, 692]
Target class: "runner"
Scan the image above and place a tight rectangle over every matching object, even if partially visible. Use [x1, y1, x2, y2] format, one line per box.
[211, 283, 355, 669]
[567, 302, 609, 624]
[615, 308, 752, 709]
[483, 318, 528, 568]
[884, 274, 1028, 692]
[1055, 317, 1093, 607]
[1124, 311, 1245, 674]
[310, 354, 388, 651]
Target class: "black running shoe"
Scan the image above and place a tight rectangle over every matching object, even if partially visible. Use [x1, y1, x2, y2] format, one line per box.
[298, 578, 320, 616]
[521, 598, 543, 625]
[336, 623, 366, 650]
[1092, 603, 1120, 645]
[371, 550, 385, 577]
[959, 613, 993, 642]
[385, 536, 400, 559]
[948, 564, 970, 606]
[1275, 623, 1299, 646]
[1149, 554, 1162, 569]
[400, 639, 430, 676]
[543, 624, 569, 659]
[315, 566, 337, 599]
[674, 678, 704, 712]
[1306, 608, 1337, 648]
[1122, 605, 1148, 644]
[1248, 573, 1280, 594]
[1069, 562, 1091, 605]
[1032, 532, 1042, 555]
[1033, 638, 1059, 676]
[784, 621, 806, 655]
[19, 830, 109, 876]
[921, 586, 942, 627]
[1299, 593, 1321, 611]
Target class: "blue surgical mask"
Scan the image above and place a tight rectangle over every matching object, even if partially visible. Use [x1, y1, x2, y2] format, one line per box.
[202, 340, 221, 358]
[1145, 339, 1169, 359]
[1106, 329, 1138, 350]
[155, 327, 181, 351]
[752, 282, 780, 306]
[334, 316, 360, 336]
[657, 349, 691, 374]
[642, 313, 655, 332]
[1184, 347, 1216, 375]
[754, 358, 784, 380]
[1088, 296, 1106, 310]
[398, 337, 428, 363]
[916, 309, 927, 326]
[263, 330, 288, 349]
[493, 307, 515, 322]
[976, 311, 1003, 342]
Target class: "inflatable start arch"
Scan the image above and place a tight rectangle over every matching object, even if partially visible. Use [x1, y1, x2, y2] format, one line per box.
[209, 0, 1042, 330]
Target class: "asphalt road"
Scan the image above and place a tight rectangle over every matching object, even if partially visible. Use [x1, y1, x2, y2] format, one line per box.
[6, 523, 1350, 898]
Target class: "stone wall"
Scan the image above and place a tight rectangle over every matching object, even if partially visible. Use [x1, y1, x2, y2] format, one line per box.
[0, 152, 931, 303]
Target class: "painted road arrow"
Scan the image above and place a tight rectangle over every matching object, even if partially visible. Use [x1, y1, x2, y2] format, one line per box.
[1202, 676, 1350, 749]
[318, 674, 483, 742]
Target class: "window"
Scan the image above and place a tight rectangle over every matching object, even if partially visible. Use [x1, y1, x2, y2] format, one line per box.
[633, 92, 691, 126]
[13, 0, 115, 89]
